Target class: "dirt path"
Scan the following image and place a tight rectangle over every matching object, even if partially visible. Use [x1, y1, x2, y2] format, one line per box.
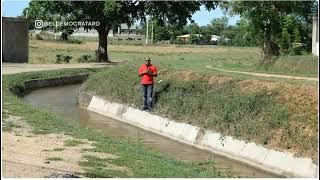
[205, 66, 318, 82]
[2, 62, 112, 75]
[2, 115, 117, 178]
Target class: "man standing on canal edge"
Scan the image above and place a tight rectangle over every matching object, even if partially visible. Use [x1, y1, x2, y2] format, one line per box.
[138, 57, 158, 111]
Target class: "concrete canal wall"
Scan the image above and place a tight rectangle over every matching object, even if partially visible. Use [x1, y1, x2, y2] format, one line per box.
[77, 87, 318, 178]
[20, 74, 90, 96]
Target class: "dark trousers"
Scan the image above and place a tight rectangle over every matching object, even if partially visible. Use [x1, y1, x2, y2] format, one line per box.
[142, 84, 153, 109]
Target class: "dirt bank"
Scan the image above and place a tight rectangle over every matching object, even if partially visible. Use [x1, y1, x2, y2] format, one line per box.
[2, 115, 120, 178]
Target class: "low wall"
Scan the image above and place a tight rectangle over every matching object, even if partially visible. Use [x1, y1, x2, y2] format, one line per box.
[78, 87, 318, 178]
[22, 74, 90, 95]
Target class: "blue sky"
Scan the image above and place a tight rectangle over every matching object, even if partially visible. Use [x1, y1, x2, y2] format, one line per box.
[191, 5, 240, 26]
[2, 0, 240, 26]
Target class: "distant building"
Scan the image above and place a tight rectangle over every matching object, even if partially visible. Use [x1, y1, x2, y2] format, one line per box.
[176, 34, 191, 43]
[72, 27, 113, 37]
[176, 34, 202, 43]
[210, 35, 221, 42]
[117, 24, 138, 35]
[210, 35, 230, 45]
[115, 24, 145, 40]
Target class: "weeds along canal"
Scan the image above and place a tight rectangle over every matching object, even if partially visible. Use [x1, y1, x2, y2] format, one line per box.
[23, 84, 280, 178]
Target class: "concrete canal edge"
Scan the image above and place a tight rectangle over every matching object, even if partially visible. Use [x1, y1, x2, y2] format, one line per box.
[22, 74, 90, 95]
[77, 87, 318, 178]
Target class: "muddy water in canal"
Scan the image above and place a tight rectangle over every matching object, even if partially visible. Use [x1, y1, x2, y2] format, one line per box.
[23, 84, 280, 177]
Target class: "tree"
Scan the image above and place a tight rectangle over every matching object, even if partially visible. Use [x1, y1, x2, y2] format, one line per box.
[229, 1, 317, 64]
[144, 2, 218, 42]
[24, 1, 219, 62]
[138, 19, 171, 42]
[227, 18, 259, 47]
[24, 0, 145, 62]
[199, 25, 212, 44]
[209, 16, 228, 36]
[278, 15, 311, 55]
[185, 22, 200, 35]
[279, 28, 291, 54]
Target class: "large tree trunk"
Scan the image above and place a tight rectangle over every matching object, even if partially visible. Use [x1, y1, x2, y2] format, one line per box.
[97, 27, 111, 62]
[262, 17, 279, 66]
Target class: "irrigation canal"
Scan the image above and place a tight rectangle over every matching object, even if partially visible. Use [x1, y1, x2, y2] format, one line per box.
[23, 84, 280, 178]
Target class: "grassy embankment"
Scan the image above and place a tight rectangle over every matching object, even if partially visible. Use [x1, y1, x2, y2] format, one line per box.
[29, 40, 318, 78]
[2, 68, 228, 178]
[84, 64, 318, 162]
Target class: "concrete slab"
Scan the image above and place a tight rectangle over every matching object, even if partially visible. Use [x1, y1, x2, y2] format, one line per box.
[239, 142, 269, 164]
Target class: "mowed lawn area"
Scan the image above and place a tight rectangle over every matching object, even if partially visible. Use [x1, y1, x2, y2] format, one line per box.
[29, 40, 318, 78]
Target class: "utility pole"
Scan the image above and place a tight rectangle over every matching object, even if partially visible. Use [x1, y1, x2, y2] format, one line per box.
[54, 24, 57, 40]
[151, 18, 154, 44]
[146, 17, 149, 45]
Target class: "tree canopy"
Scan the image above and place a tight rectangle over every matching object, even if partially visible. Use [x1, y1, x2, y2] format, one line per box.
[228, 0, 318, 64]
[24, 0, 218, 62]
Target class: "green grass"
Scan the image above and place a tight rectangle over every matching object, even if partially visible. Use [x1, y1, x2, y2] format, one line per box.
[109, 52, 318, 77]
[28, 40, 318, 78]
[83, 64, 318, 161]
[258, 55, 319, 77]
[46, 157, 64, 161]
[2, 68, 227, 178]
[79, 155, 129, 178]
[84, 64, 290, 144]
[64, 139, 84, 147]
[29, 45, 95, 64]
[53, 147, 65, 151]
[2, 121, 21, 132]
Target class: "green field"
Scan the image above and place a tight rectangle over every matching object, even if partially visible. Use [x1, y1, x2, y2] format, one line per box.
[29, 40, 318, 78]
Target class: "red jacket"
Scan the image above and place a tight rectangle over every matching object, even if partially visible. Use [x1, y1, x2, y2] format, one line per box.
[138, 64, 157, 84]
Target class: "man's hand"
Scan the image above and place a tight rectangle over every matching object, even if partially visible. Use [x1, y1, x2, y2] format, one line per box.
[139, 69, 149, 76]
[148, 70, 157, 77]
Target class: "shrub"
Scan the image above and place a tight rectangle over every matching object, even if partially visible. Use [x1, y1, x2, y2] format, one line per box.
[35, 34, 43, 40]
[55, 54, 72, 64]
[175, 38, 184, 45]
[279, 28, 291, 54]
[288, 43, 305, 56]
[60, 32, 69, 40]
[68, 39, 83, 44]
[189, 35, 200, 45]
[78, 54, 95, 63]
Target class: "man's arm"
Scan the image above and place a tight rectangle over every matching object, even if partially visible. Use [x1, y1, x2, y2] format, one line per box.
[149, 72, 157, 77]
[149, 67, 157, 77]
